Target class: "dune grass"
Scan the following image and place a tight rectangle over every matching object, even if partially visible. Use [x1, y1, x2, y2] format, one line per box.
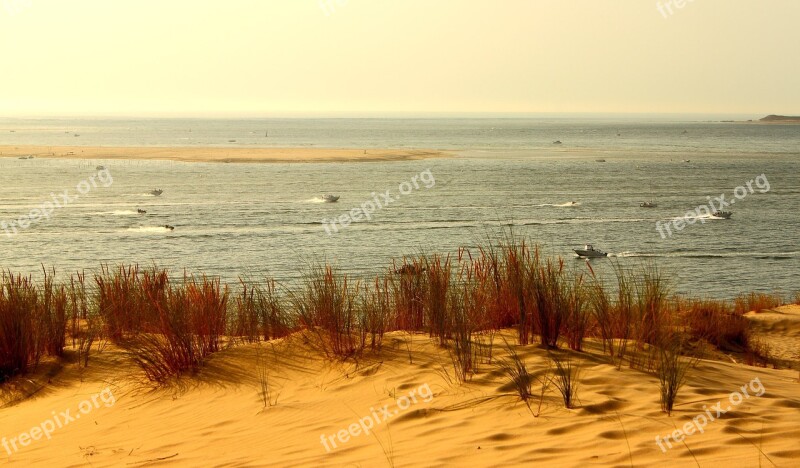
[0, 232, 783, 388]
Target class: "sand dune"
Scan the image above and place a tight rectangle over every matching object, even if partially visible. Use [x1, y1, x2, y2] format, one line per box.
[0, 145, 449, 164]
[1, 324, 798, 467]
[746, 305, 800, 370]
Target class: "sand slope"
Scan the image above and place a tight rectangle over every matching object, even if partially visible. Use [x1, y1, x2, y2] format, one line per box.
[1, 327, 798, 467]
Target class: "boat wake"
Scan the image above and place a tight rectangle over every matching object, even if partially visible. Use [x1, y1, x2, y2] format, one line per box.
[614, 251, 799, 259]
[91, 210, 138, 216]
[125, 226, 174, 233]
[304, 197, 327, 204]
[670, 213, 725, 222]
[537, 202, 582, 207]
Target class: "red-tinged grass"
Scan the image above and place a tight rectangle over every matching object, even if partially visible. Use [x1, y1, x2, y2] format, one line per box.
[563, 272, 589, 352]
[125, 275, 229, 382]
[390, 257, 426, 332]
[681, 298, 750, 352]
[533, 257, 568, 349]
[95, 264, 168, 341]
[360, 275, 392, 351]
[0, 271, 68, 383]
[734, 292, 784, 315]
[40, 268, 68, 358]
[424, 253, 452, 346]
[292, 265, 361, 359]
[231, 278, 293, 344]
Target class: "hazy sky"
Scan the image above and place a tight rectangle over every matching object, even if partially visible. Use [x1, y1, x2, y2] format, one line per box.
[1, 0, 798, 116]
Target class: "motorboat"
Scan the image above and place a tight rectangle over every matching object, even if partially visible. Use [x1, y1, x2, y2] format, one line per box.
[164, 225, 175, 231]
[595, 159, 606, 163]
[640, 201, 658, 208]
[322, 194, 340, 203]
[137, 209, 147, 214]
[573, 244, 608, 258]
[711, 210, 733, 219]
[150, 189, 164, 196]
[553, 140, 562, 145]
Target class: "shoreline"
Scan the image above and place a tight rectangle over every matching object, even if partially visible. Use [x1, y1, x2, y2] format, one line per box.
[0, 145, 451, 163]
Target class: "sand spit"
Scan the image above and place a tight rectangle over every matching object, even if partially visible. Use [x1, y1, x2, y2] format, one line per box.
[0, 145, 450, 164]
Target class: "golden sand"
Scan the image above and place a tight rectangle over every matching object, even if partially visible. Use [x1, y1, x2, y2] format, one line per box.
[1, 306, 798, 466]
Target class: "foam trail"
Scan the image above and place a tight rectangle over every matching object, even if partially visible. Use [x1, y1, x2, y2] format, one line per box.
[126, 226, 173, 233]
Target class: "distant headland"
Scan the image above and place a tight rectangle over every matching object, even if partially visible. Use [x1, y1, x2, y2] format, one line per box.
[759, 115, 800, 123]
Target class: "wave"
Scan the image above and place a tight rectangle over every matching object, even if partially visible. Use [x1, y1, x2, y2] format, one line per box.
[614, 251, 799, 259]
[90, 210, 138, 216]
[535, 202, 582, 207]
[125, 226, 174, 233]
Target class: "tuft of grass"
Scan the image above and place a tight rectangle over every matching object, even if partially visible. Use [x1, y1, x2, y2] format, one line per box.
[424, 254, 452, 346]
[0, 272, 40, 382]
[447, 281, 477, 383]
[292, 265, 362, 359]
[360, 275, 392, 351]
[256, 345, 280, 409]
[734, 292, 784, 315]
[549, 352, 580, 409]
[655, 335, 694, 415]
[390, 257, 426, 332]
[125, 274, 229, 383]
[682, 298, 750, 351]
[498, 342, 533, 410]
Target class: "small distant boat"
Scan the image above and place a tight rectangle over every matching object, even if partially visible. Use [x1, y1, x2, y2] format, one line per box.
[137, 209, 147, 214]
[640, 201, 658, 208]
[96, 165, 106, 170]
[228, 139, 237, 143]
[553, 140, 562, 145]
[150, 189, 164, 196]
[682, 159, 691, 163]
[74, 134, 80, 137]
[595, 159, 606, 163]
[322, 194, 340, 203]
[573, 244, 608, 258]
[711, 210, 733, 219]
[164, 225, 175, 231]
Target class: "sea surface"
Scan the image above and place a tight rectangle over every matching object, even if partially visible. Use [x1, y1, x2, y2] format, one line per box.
[1, 118, 798, 298]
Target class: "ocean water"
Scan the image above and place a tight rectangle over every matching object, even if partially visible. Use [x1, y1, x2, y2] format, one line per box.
[0, 118, 798, 298]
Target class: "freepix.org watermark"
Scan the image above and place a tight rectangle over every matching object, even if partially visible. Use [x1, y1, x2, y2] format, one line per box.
[655, 377, 765, 453]
[1, 168, 113, 238]
[655, 173, 770, 239]
[322, 169, 435, 235]
[320, 383, 434, 452]
[318, 0, 348, 17]
[2, 0, 32, 16]
[657, 0, 696, 19]
[2, 387, 116, 456]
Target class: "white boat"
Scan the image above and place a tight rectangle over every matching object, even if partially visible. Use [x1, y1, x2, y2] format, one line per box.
[322, 194, 340, 203]
[711, 210, 733, 219]
[573, 244, 608, 258]
[150, 189, 164, 196]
